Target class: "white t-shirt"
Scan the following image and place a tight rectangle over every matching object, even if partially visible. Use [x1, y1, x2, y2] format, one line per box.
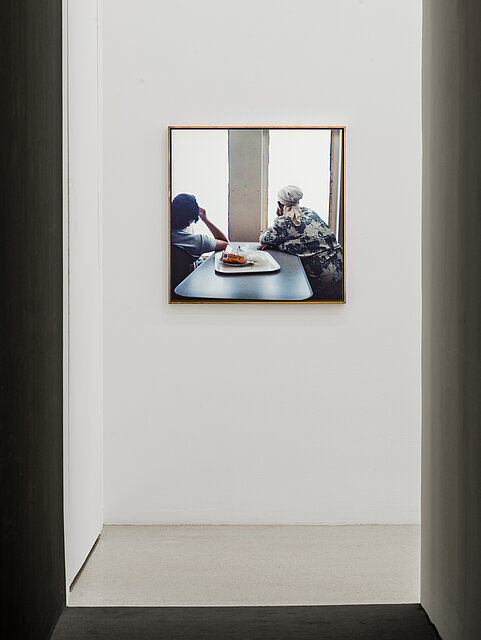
[171, 228, 216, 259]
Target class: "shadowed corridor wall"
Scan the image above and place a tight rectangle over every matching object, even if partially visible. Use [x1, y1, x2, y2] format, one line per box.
[421, 1, 481, 638]
[1, 1, 65, 639]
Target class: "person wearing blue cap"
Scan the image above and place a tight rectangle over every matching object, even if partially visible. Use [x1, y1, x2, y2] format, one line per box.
[171, 193, 228, 262]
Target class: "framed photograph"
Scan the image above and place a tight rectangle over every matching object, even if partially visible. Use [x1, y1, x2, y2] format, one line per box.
[169, 126, 345, 304]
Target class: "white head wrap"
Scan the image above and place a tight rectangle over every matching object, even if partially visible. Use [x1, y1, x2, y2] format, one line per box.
[277, 185, 304, 226]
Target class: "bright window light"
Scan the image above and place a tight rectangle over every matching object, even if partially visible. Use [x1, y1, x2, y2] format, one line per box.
[171, 129, 228, 240]
[267, 130, 332, 229]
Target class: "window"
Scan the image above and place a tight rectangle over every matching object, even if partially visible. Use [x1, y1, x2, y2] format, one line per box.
[170, 127, 344, 245]
[267, 129, 332, 229]
[171, 129, 228, 239]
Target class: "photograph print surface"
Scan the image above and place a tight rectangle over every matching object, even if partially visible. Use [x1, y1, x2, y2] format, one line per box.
[169, 127, 345, 304]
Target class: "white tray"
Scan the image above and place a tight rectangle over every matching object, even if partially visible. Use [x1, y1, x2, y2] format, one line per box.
[215, 251, 280, 274]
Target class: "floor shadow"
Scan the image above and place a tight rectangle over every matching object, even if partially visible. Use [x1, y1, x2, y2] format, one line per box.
[52, 604, 441, 640]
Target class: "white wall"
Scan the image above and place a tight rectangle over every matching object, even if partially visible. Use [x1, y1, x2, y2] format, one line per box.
[102, 0, 422, 524]
[64, 0, 103, 587]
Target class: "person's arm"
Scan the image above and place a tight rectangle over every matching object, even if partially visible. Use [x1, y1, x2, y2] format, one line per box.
[258, 216, 288, 249]
[198, 208, 228, 250]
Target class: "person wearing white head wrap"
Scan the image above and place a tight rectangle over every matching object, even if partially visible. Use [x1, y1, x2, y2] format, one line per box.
[258, 185, 344, 300]
[276, 185, 304, 226]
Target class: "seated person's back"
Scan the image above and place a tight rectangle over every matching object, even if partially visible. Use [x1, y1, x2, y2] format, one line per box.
[171, 193, 229, 275]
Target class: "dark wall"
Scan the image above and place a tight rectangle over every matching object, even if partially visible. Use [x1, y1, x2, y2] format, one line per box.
[0, 1, 65, 639]
[422, 1, 481, 638]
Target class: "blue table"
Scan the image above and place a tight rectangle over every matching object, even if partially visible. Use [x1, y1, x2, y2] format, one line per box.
[174, 242, 313, 301]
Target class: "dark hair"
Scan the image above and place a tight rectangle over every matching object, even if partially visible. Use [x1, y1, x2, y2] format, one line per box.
[171, 193, 200, 230]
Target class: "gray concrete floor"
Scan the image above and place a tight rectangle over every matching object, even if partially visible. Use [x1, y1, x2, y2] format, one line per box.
[69, 525, 420, 606]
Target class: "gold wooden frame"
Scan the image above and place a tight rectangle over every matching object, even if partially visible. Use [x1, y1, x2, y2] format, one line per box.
[168, 126, 346, 304]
